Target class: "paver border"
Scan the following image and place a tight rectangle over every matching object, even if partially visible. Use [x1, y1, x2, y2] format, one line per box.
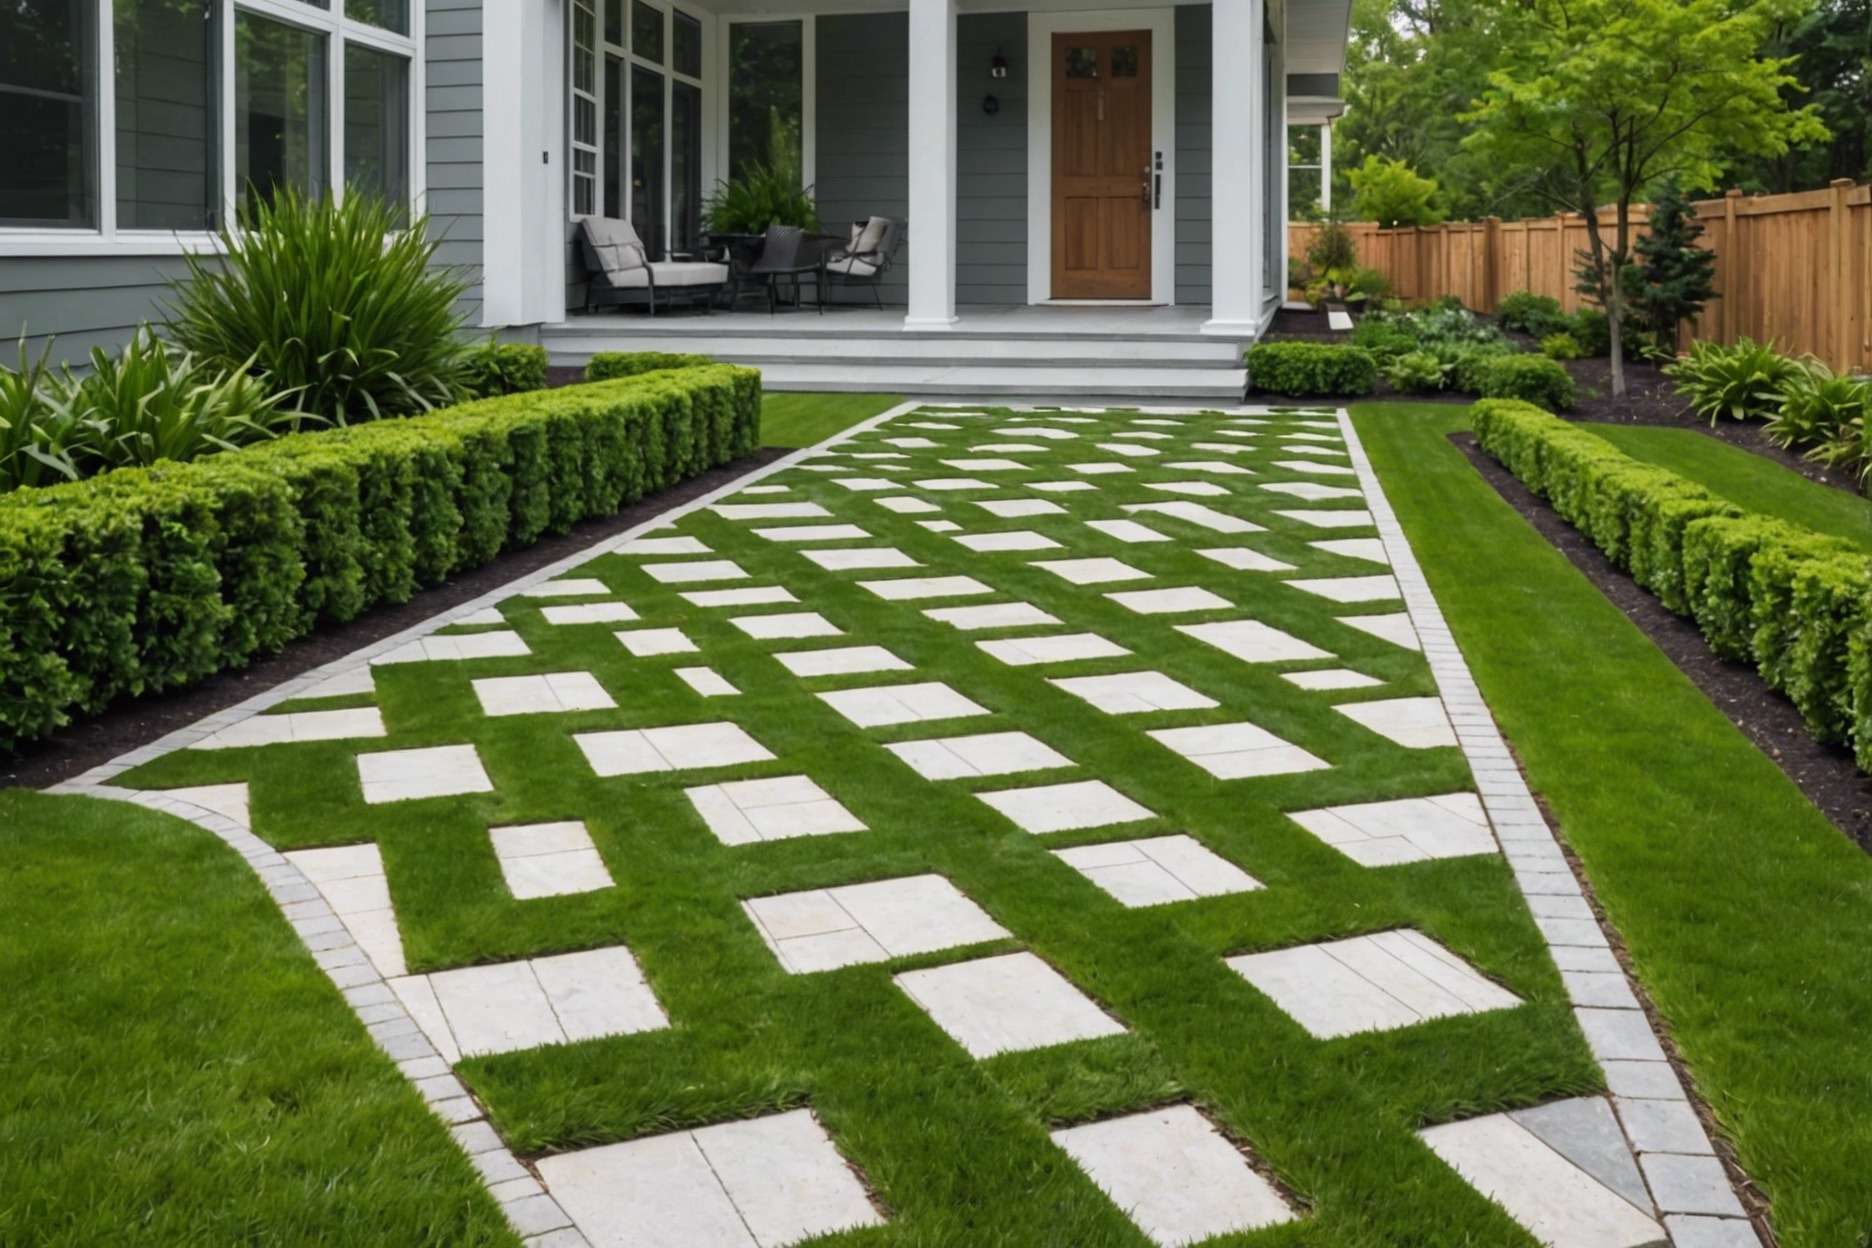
[41, 397, 1760, 1245]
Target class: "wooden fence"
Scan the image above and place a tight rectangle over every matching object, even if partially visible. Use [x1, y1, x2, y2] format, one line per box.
[1288, 180, 1871, 372]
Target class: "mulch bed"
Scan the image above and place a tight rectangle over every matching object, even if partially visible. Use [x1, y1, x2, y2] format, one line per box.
[1453, 430, 1872, 851]
[5, 450, 789, 793]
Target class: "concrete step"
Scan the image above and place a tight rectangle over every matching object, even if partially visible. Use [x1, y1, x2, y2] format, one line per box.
[742, 361, 1248, 400]
[542, 331, 1246, 366]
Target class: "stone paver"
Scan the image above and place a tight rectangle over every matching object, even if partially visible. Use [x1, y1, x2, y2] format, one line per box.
[1123, 500, 1264, 533]
[1052, 1106, 1295, 1244]
[1148, 721, 1329, 779]
[924, 602, 1060, 630]
[1282, 667, 1382, 691]
[675, 667, 739, 697]
[775, 645, 913, 677]
[286, 842, 406, 976]
[730, 611, 843, 640]
[1197, 546, 1296, 574]
[473, 671, 616, 716]
[1228, 929, 1520, 1038]
[859, 575, 992, 600]
[753, 524, 872, 543]
[575, 723, 774, 776]
[1084, 518, 1168, 543]
[1053, 835, 1262, 907]
[887, 730, 1073, 779]
[680, 586, 798, 608]
[803, 546, 922, 571]
[687, 776, 865, 845]
[1049, 670, 1217, 715]
[642, 559, 749, 584]
[543, 601, 641, 625]
[1033, 557, 1151, 585]
[1340, 612, 1423, 651]
[1289, 793, 1495, 865]
[1178, 619, 1332, 663]
[537, 1109, 884, 1248]
[1288, 575, 1403, 604]
[817, 681, 989, 727]
[954, 530, 1061, 553]
[197, 707, 386, 749]
[744, 874, 1009, 973]
[1334, 696, 1457, 749]
[977, 779, 1154, 834]
[894, 952, 1125, 1057]
[1105, 586, 1231, 615]
[977, 632, 1131, 666]
[615, 627, 699, 657]
[400, 945, 668, 1059]
[357, 744, 494, 804]
[490, 821, 615, 899]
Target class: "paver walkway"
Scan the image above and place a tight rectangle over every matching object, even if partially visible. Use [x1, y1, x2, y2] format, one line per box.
[61, 402, 1758, 1247]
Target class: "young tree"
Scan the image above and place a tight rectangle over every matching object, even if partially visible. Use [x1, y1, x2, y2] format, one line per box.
[1463, 0, 1826, 395]
[1349, 156, 1446, 227]
[1633, 181, 1721, 354]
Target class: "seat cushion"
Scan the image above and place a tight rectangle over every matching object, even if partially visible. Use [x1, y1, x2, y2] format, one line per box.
[826, 255, 880, 278]
[853, 216, 889, 256]
[647, 261, 730, 287]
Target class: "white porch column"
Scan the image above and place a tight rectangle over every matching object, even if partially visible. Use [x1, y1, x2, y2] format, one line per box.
[904, 0, 959, 328]
[482, 0, 564, 328]
[1204, 0, 1265, 335]
[1319, 121, 1332, 214]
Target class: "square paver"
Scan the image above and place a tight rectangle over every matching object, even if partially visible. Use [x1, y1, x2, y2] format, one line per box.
[859, 576, 992, 601]
[1289, 793, 1494, 866]
[680, 586, 799, 608]
[1105, 587, 1231, 615]
[977, 633, 1131, 666]
[977, 779, 1154, 834]
[924, 602, 1060, 631]
[1148, 722, 1329, 779]
[1165, 460, 1254, 476]
[372, 630, 534, 666]
[1334, 697, 1457, 748]
[954, 530, 1062, 553]
[1261, 482, 1362, 501]
[473, 671, 617, 716]
[1049, 671, 1218, 715]
[1030, 480, 1099, 493]
[1311, 538, 1390, 564]
[731, 612, 843, 640]
[416, 946, 668, 1058]
[803, 547, 922, 572]
[1341, 613, 1423, 651]
[1227, 929, 1520, 1038]
[754, 524, 872, 543]
[490, 821, 615, 899]
[575, 723, 774, 776]
[1052, 1106, 1295, 1244]
[196, 707, 387, 750]
[616, 627, 700, 657]
[1197, 547, 1296, 574]
[1178, 619, 1333, 664]
[919, 519, 963, 533]
[894, 952, 1125, 1057]
[1147, 481, 1231, 498]
[886, 730, 1073, 780]
[1033, 558, 1151, 586]
[675, 666, 739, 697]
[524, 578, 613, 599]
[876, 495, 940, 514]
[357, 744, 494, 804]
[1281, 668, 1382, 691]
[1273, 509, 1374, 529]
[616, 535, 711, 555]
[978, 498, 1067, 518]
[1123, 501, 1265, 534]
[744, 873, 1009, 973]
[536, 1109, 885, 1248]
[915, 477, 994, 491]
[1288, 576, 1402, 604]
[817, 681, 988, 728]
[687, 776, 865, 846]
[1053, 835, 1262, 907]
[1085, 518, 1168, 543]
[542, 601, 642, 625]
[1096, 441, 1159, 458]
[712, 502, 831, 520]
[643, 560, 749, 584]
[775, 645, 913, 677]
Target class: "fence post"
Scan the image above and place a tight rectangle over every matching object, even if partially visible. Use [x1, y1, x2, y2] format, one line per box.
[1483, 217, 1501, 311]
[1831, 178, 1853, 371]
[1722, 189, 1742, 344]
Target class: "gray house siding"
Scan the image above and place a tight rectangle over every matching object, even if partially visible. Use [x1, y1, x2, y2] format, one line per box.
[813, 13, 909, 305]
[956, 12, 1027, 304]
[1175, 4, 1213, 306]
[427, 0, 485, 322]
[4, 257, 190, 364]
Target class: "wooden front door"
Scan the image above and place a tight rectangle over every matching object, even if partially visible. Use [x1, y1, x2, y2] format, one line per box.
[1051, 31, 1152, 300]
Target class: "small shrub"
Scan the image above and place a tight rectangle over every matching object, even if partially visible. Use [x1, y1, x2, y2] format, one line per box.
[165, 187, 471, 424]
[1348, 156, 1445, 228]
[1541, 332, 1584, 361]
[1382, 351, 1450, 393]
[586, 351, 717, 381]
[1768, 362, 1872, 456]
[1664, 337, 1802, 425]
[1497, 291, 1570, 338]
[1477, 355, 1576, 411]
[1445, 342, 1517, 394]
[1350, 318, 1418, 360]
[1246, 342, 1377, 397]
[1304, 222, 1359, 275]
[461, 342, 549, 398]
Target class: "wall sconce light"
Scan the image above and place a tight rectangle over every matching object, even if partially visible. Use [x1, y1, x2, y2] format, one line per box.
[989, 52, 1009, 79]
[982, 94, 1001, 115]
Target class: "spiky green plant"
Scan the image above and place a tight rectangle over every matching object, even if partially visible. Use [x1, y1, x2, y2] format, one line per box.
[0, 338, 93, 491]
[1664, 337, 1803, 425]
[1766, 361, 1872, 452]
[164, 188, 470, 424]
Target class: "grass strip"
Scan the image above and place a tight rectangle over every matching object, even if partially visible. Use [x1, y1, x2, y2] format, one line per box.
[760, 391, 903, 447]
[1354, 401, 1872, 1247]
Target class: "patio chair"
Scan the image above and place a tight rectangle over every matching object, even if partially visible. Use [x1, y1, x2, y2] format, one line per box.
[821, 217, 903, 309]
[745, 225, 835, 314]
[578, 216, 729, 316]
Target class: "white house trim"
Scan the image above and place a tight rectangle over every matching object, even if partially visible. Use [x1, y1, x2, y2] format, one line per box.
[1204, 0, 1266, 334]
[710, 14, 817, 192]
[904, 0, 960, 327]
[485, 0, 565, 327]
[1024, 7, 1177, 308]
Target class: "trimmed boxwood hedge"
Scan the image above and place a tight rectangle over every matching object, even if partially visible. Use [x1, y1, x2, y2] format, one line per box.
[1246, 342, 1378, 398]
[1473, 398, 1872, 765]
[0, 363, 759, 751]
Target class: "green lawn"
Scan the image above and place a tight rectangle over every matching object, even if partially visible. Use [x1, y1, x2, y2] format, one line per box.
[1584, 423, 1872, 549]
[760, 391, 903, 448]
[0, 790, 516, 1247]
[1355, 402, 1872, 1248]
[121, 404, 1600, 1244]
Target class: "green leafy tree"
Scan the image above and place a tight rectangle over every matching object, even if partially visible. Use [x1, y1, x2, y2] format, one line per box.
[1348, 156, 1446, 227]
[1633, 181, 1721, 354]
[1724, 0, 1871, 191]
[1464, 0, 1827, 396]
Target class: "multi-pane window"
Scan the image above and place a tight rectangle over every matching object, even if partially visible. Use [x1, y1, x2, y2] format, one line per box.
[573, 0, 705, 256]
[1, 0, 418, 240]
[726, 20, 802, 184]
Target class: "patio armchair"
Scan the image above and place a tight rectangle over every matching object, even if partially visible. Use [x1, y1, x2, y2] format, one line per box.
[745, 225, 837, 314]
[821, 217, 903, 309]
[578, 216, 729, 315]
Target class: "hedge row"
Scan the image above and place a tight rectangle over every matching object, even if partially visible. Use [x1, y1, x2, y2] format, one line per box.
[1246, 342, 1379, 397]
[0, 363, 760, 751]
[1473, 399, 1872, 768]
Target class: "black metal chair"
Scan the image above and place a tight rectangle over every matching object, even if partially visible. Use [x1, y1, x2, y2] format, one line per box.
[745, 225, 834, 314]
[578, 216, 729, 315]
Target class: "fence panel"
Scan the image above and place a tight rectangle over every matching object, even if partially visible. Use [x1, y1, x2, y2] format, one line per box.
[1286, 182, 1871, 372]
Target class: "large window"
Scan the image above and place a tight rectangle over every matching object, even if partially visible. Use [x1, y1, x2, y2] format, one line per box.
[1, 0, 419, 243]
[1288, 124, 1326, 221]
[1, 0, 97, 227]
[574, 0, 705, 257]
[726, 20, 801, 184]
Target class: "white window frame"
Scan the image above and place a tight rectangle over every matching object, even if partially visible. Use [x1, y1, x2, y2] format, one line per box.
[0, 0, 424, 257]
[567, 0, 712, 256]
[711, 14, 815, 195]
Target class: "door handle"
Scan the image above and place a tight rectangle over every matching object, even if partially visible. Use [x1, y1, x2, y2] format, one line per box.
[1141, 170, 1152, 210]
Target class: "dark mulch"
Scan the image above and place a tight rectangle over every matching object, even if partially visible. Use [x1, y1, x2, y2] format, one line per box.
[6, 451, 789, 793]
[1454, 430, 1872, 851]
[1266, 306, 1337, 339]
